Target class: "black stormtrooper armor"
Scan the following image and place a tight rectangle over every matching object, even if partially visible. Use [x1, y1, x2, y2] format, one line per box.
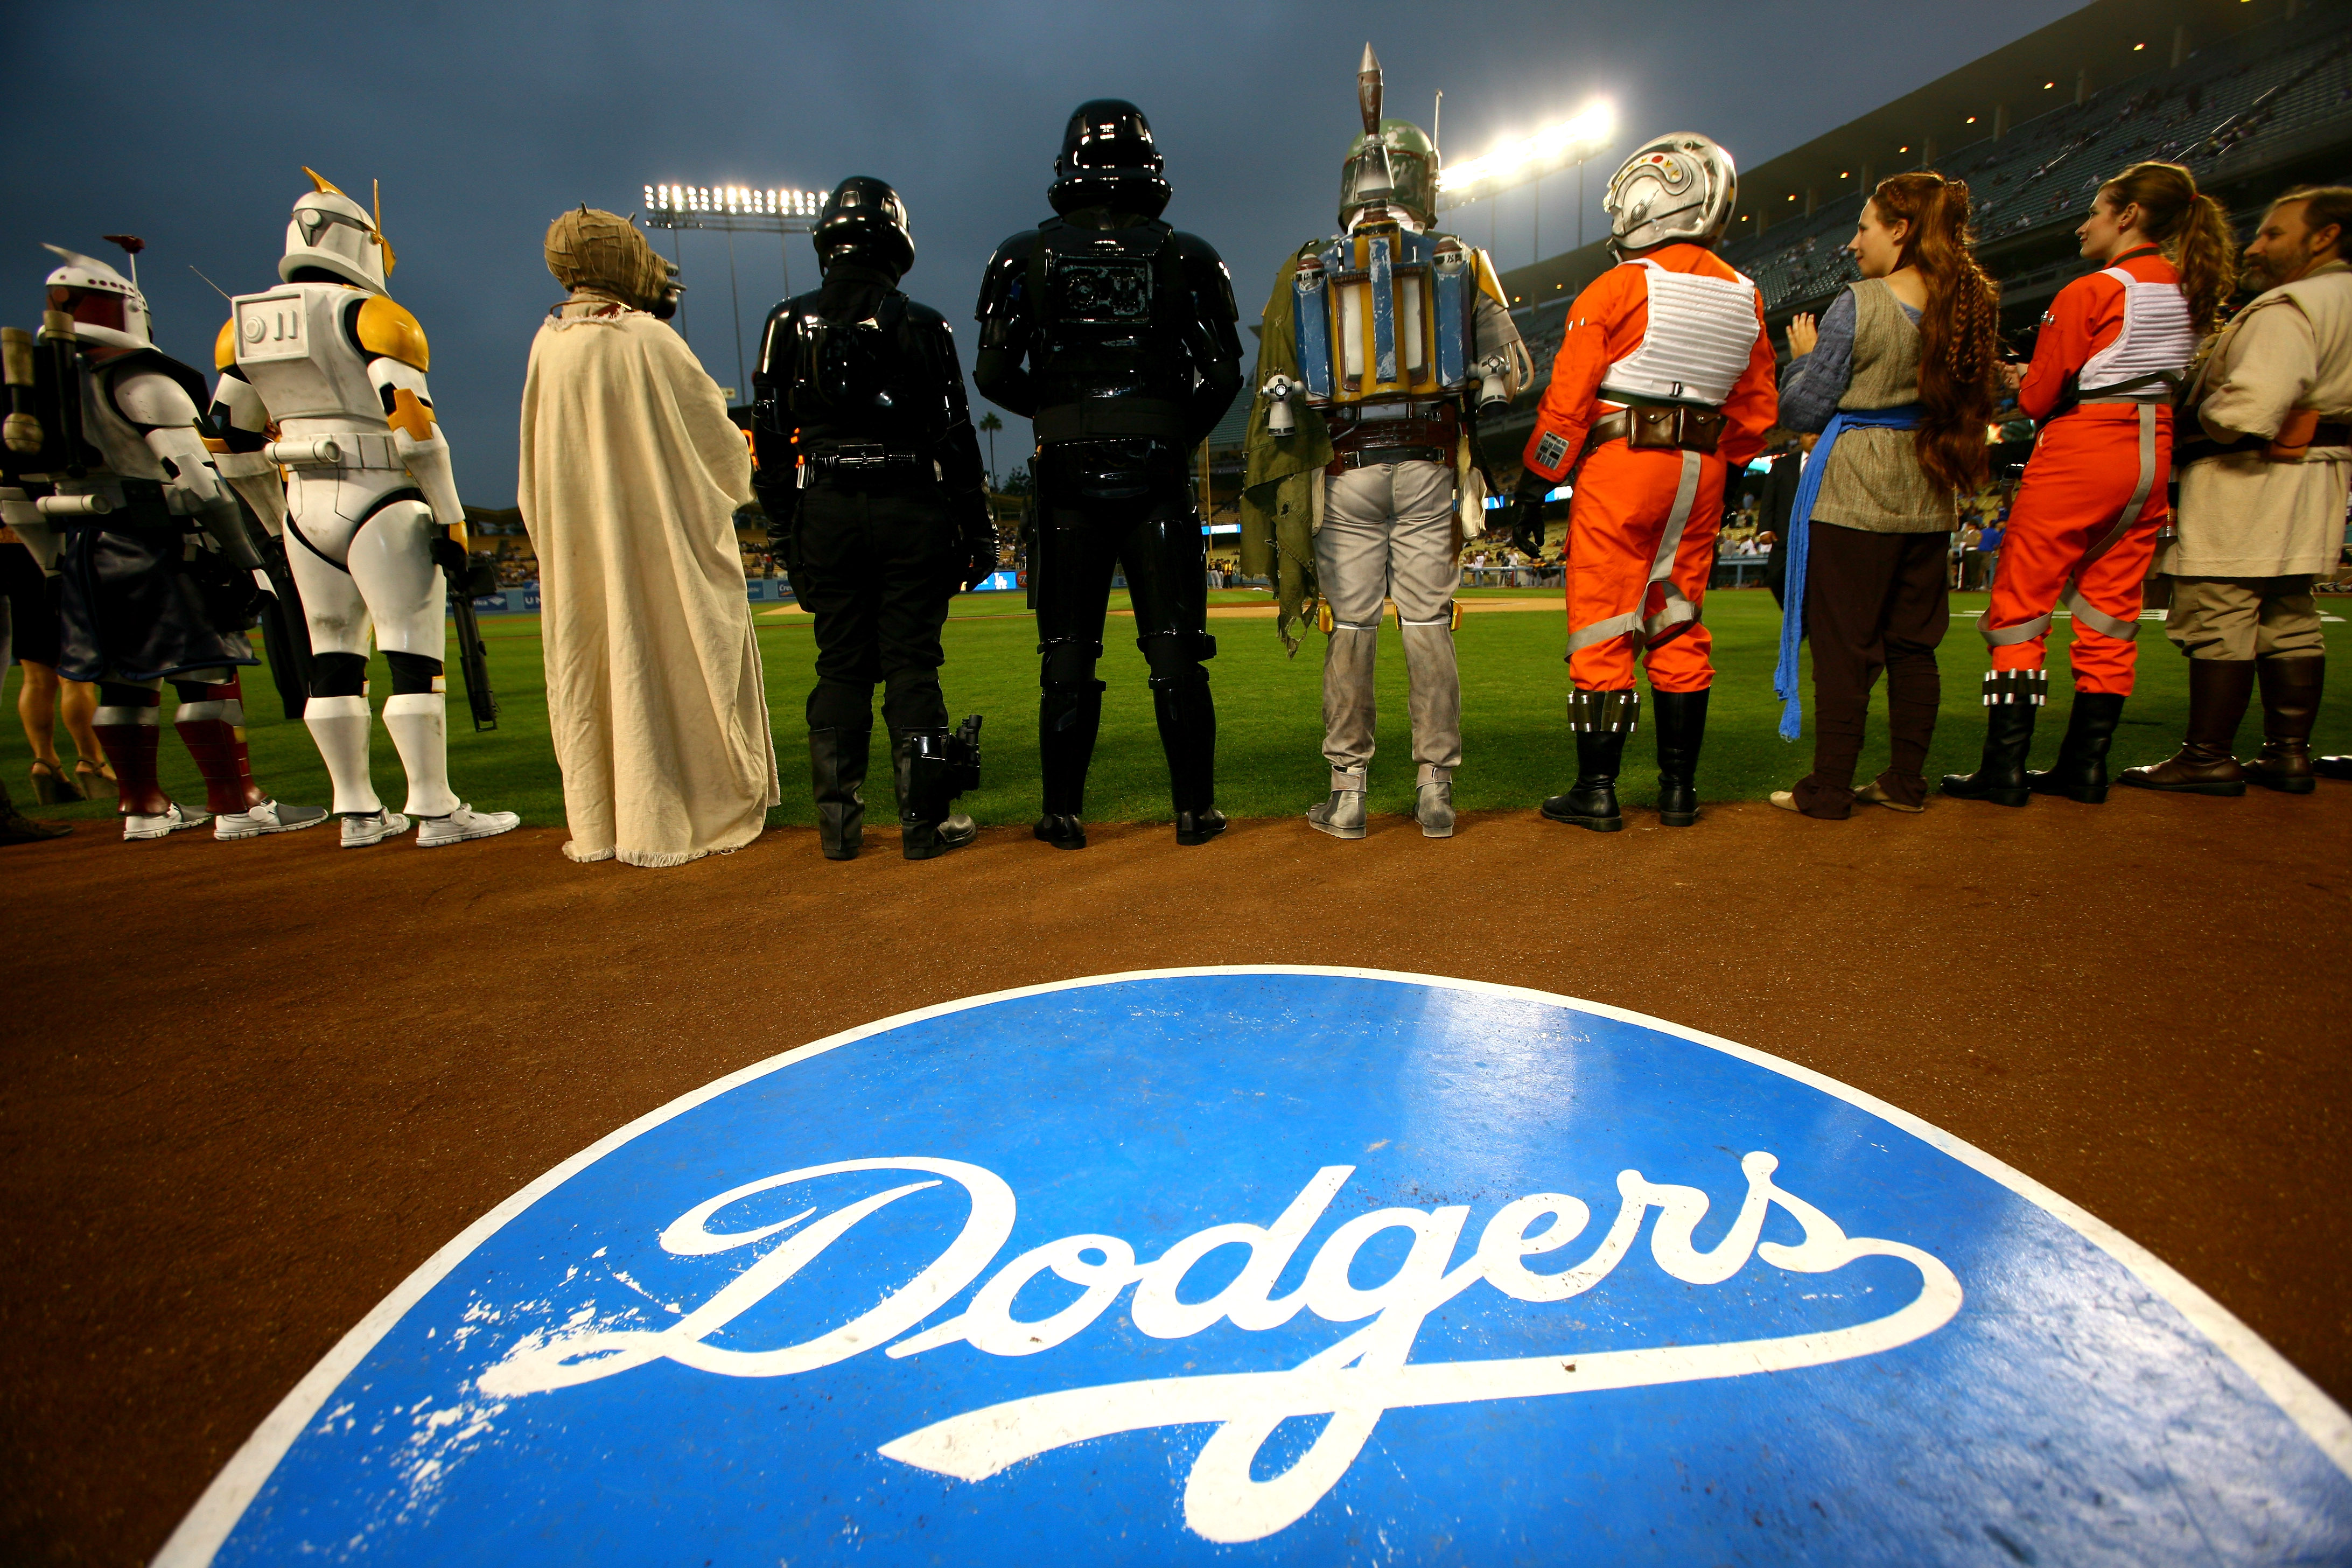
[974, 100, 1243, 849]
[752, 176, 995, 862]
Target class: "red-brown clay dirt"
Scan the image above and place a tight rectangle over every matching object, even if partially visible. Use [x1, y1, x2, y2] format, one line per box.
[2, 787, 2348, 1562]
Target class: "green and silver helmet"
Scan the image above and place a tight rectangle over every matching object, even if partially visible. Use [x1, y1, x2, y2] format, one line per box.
[1339, 46, 1438, 232]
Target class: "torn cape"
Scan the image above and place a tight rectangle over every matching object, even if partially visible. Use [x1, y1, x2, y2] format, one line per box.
[1240, 243, 1335, 655]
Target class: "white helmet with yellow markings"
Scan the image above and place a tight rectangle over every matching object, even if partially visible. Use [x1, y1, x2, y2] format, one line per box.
[279, 167, 396, 292]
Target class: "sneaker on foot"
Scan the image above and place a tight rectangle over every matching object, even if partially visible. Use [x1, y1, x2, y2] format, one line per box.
[415, 802, 520, 848]
[341, 809, 412, 848]
[123, 802, 211, 842]
[216, 799, 332, 840]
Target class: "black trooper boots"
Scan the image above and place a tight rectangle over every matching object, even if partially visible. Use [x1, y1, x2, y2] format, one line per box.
[1942, 670, 2043, 808]
[2026, 691, 2126, 804]
[808, 726, 869, 860]
[1651, 687, 1709, 827]
[2244, 655, 2323, 794]
[1150, 669, 1224, 846]
[1543, 689, 1635, 832]
[2120, 658, 2255, 796]
[892, 730, 977, 860]
[1035, 682, 1103, 849]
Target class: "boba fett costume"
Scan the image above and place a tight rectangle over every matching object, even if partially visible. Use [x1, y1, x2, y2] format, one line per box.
[752, 178, 996, 861]
[974, 100, 1244, 850]
[1242, 47, 1529, 840]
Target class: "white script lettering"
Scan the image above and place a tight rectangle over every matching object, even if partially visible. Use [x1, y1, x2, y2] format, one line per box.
[477, 1151, 1961, 1543]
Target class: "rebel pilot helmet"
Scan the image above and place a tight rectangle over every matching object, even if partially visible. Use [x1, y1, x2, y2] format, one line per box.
[1338, 45, 1438, 233]
[281, 167, 396, 293]
[40, 244, 153, 351]
[1048, 100, 1172, 220]
[1605, 133, 1739, 256]
[813, 177, 915, 282]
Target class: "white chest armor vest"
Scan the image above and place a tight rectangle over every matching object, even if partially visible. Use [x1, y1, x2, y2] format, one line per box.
[1598, 259, 1759, 408]
[2078, 267, 2197, 397]
[229, 281, 387, 425]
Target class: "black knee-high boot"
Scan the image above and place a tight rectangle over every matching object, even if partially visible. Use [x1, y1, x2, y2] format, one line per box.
[1036, 682, 1103, 849]
[1543, 689, 1636, 832]
[2026, 690, 2125, 803]
[1150, 668, 1223, 845]
[1652, 687, 1709, 827]
[808, 726, 870, 860]
[1942, 671, 2043, 807]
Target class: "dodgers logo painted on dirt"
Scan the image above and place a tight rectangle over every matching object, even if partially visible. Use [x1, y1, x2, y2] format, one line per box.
[162, 968, 2352, 1565]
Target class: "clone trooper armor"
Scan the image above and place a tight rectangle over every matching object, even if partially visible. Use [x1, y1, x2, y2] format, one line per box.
[210, 170, 516, 849]
[975, 100, 1243, 848]
[751, 177, 993, 861]
[1253, 45, 1529, 841]
[0, 243, 325, 842]
[1511, 131, 1776, 832]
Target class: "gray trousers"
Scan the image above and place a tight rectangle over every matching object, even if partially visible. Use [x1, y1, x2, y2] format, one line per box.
[1314, 459, 1461, 790]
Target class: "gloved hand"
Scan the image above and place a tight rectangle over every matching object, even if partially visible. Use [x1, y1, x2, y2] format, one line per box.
[960, 527, 999, 593]
[958, 496, 999, 592]
[428, 534, 468, 577]
[1509, 497, 1548, 559]
[3, 412, 41, 455]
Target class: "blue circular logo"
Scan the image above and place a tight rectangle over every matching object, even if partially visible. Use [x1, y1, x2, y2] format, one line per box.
[162, 969, 2352, 1565]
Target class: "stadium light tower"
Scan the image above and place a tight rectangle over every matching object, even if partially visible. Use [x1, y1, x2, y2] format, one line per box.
[1437, 99, 1617, 262]
[641, 184, 827, 402]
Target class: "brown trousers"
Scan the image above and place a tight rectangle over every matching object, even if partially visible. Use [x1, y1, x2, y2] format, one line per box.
[1795, 523, 1952, 818]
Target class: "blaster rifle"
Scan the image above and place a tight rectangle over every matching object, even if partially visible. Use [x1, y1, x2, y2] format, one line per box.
[253, 528, 314, 718]
[450, 555, 499, 731]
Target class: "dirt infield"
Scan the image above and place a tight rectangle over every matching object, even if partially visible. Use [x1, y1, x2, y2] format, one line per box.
[3, 787, 2349, 1562]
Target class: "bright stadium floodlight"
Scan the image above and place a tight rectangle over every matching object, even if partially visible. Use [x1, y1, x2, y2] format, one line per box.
[642, 185, 827, 222]
[638, 181, 830, 412]
[1437, 98, 1617, 210]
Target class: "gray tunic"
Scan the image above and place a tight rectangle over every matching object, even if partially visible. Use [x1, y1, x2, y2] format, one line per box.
[1781, 279, 1954, 534]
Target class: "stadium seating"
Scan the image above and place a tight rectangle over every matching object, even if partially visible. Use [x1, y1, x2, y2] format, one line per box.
[1504, 10, 2352, 396]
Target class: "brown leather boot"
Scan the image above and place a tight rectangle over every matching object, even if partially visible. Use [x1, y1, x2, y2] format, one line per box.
[2119, 659, 2253, 796]
[2245, 656, 2323, 794]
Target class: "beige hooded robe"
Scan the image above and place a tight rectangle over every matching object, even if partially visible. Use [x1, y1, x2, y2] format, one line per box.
[518, 296, 779, 866]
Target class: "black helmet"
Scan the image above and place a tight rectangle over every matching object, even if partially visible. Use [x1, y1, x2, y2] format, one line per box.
[813, 176, 914, 280]
[1048, 99, 1172, 219]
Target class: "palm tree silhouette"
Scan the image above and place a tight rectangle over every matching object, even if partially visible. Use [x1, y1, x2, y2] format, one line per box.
[978, 411, 1002, 489]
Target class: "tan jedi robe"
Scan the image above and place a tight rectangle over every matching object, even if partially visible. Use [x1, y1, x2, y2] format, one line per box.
[519, 296, 779, 866]
[2167, 259, 2352, 579]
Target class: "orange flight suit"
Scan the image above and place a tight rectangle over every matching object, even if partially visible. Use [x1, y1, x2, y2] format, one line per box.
[1521, 243, 1777, 694]
[1986, 249, 2186, 695]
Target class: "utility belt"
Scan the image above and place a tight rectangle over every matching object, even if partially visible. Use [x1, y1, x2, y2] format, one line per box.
[263, 431, 406, 471]
[1586, 401, 1726, 460]
[799, 444, 940, 490]
[1032, 398, 1188, 445]
[2175, 410, 2352, 467]
[1326, 399, 1458, 473]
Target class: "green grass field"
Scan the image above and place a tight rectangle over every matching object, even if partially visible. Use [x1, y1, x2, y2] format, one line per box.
[7, 585, 2349, 831]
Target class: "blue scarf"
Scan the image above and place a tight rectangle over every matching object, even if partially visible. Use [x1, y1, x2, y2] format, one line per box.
[1772, 404, 1925, 740]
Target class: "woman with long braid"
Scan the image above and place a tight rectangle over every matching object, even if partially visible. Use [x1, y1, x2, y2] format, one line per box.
[1769, 173, 1999, 818]
[1945, 161, 2236, 807]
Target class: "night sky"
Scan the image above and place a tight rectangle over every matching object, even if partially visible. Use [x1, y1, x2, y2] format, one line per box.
[12, 0, 2076, 505]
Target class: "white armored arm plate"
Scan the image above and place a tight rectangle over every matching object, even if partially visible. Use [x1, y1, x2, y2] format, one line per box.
[158, 968, 2352, 1566]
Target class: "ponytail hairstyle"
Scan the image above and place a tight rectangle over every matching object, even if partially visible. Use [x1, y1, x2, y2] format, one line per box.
[2100, 161, 2239, 333]
[1870, 172, 2000, 493]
